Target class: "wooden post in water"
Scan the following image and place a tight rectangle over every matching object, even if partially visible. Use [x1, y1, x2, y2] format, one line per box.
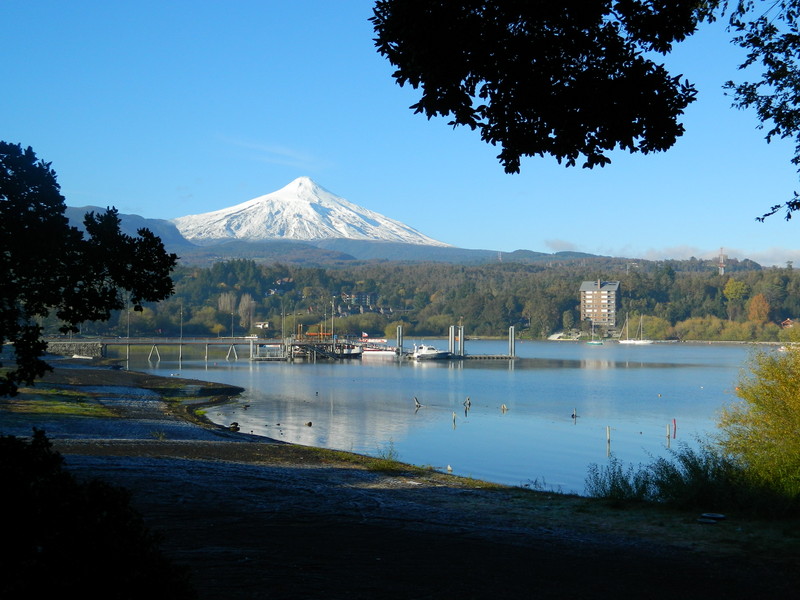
[606, 425, 611, 457]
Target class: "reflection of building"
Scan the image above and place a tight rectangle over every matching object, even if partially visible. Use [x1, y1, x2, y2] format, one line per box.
[579, 280, 619, 327]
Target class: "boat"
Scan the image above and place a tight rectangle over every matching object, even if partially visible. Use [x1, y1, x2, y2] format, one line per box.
[361, 344, 399, 357]
[618, 314, 653, 345]
[335, 343, 363, 358]
[586, 322, 604, 345]
[359, 336, 399, 358]
[412, 343, 452, 360]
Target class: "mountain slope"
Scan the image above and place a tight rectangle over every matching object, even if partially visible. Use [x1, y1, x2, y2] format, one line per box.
[64, 206, 196, 251]
[172, 177, 449, 247]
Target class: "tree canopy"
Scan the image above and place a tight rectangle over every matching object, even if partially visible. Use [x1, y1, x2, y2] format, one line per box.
[719, 348, 800, 499]
[371, 1, 800, 218]
[725, 0, 800, 220]
[0, 142, 177, 395]
[371, 0, 708, 173]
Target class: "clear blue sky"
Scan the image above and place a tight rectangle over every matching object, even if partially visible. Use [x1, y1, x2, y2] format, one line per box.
[3, 1, 798, 266]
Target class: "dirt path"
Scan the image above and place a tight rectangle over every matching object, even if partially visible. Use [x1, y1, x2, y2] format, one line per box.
[4, 361, 800, 599]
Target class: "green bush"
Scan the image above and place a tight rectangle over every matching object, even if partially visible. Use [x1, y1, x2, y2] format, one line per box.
[0, 429, 196, 598]
[719, 349, 800, 500]
[585, 443, 799, 517]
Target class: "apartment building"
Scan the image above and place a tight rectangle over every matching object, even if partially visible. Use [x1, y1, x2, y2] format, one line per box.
[579, 280, 619, 327]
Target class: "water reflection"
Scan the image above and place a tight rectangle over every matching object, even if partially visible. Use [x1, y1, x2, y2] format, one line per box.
[117, 340, 755, 494]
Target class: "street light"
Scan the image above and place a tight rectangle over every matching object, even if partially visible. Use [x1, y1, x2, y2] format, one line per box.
[179, 301, 183, 363]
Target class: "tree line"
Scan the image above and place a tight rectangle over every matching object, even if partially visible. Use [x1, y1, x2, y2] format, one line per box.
[44, 258, 800, 343]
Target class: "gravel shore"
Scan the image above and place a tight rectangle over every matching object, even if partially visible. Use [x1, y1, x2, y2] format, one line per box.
[3, 360, 799, 599]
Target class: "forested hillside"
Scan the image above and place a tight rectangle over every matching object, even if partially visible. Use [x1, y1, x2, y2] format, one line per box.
[52, 258, 800, 342]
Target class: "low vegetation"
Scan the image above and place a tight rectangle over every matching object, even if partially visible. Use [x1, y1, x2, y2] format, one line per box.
[586, 349, 800, 518]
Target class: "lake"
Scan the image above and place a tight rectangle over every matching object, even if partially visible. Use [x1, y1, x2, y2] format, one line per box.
[119, 339, 762, 494]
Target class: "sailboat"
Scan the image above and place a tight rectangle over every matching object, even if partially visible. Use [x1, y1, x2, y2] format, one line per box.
[618, 314, 653, 345]
[586, 321, 604, 345]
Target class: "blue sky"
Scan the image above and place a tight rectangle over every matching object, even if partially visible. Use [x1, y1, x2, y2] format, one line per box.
[3, 1, 798, 266]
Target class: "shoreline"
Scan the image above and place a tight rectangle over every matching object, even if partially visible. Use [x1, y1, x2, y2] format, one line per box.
[3, 359, 799, 598]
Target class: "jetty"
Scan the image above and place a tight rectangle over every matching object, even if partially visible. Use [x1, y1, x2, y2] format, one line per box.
[45, 326, 517, 364]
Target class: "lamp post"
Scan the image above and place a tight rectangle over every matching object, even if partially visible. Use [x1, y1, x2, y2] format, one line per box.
[179, 301, 183, 363]
[125, 294, 131, 365]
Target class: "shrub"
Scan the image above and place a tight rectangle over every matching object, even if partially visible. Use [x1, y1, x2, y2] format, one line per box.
[0, 429, 196, 598]
[718, 349, 800, 500]
[585, 443, 799, 517]
[585, 456, 652, 503]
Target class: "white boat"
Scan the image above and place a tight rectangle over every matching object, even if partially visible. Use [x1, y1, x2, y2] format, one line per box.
[335, 343, 363, 358]
[412, 344, 452, 360]
[361, 344, 398, 357]
[618, 314, 653, 345]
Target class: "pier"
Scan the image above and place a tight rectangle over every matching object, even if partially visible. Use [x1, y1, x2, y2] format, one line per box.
[45, 326, 517, 363]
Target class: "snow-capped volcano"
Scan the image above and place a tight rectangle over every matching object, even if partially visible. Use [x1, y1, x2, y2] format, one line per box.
[172, 177, 449, 247]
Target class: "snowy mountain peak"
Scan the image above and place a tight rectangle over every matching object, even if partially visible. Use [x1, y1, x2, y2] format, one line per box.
[172, 177, 450, 247]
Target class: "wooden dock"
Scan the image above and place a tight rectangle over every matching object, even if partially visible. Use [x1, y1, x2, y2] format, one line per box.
[46, 336, 518, 363]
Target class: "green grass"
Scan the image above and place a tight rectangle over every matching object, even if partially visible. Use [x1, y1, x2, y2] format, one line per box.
[3, 388, 118, 418]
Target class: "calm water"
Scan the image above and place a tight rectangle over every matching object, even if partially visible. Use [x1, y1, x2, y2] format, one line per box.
[120, 339, 760, 494]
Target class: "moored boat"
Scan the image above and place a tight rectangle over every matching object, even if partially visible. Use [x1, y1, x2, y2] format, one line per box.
[618, 314, 653, 345]
[361, 345, 399, 357]
[412, 343, 451, 360]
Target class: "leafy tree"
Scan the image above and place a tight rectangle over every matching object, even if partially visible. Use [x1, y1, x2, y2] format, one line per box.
[372, 1, 800, 219]
[562, 309, 575, 332]
[372, 0, 705, 173]
[718, 349, 800, 499]
[726, 0, 800, 220]
[723, 277, 749, 320]
[747, 292, 771, 323]
[0, 142, 177, 395]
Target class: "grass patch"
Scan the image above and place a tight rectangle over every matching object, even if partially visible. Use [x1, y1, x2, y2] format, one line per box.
[2, 391, 117, 418]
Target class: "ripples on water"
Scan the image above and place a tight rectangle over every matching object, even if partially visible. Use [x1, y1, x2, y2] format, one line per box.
[123, 340, 758, 494]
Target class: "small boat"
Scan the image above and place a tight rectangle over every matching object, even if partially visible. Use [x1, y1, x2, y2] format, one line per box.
[412, 344, 452, 360]
[361, 344, 399, 357]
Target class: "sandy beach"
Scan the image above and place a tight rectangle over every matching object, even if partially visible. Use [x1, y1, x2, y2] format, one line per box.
[2, 359, 799, 599]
